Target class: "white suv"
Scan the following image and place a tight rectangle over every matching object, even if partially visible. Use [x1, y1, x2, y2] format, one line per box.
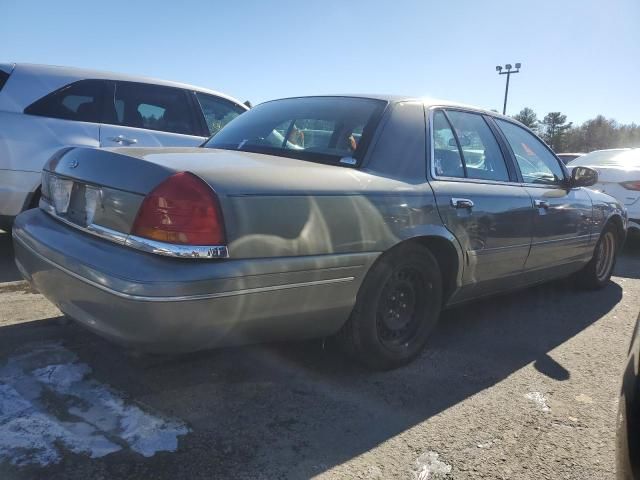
[0, 63, 248, 229]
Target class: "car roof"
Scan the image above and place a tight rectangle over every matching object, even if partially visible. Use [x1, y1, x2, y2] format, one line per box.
[568, 148, 640, 167]
[259, 94, 514, 122]
[0, 63, 248, 112]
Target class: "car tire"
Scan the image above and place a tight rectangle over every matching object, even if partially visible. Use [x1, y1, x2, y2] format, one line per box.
[575, 224, 619, 290]
[338, 243, 443, 370]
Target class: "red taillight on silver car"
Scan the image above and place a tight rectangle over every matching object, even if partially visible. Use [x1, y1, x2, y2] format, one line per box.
[131, 172, 226, 246]
[621, 181, 640, 191]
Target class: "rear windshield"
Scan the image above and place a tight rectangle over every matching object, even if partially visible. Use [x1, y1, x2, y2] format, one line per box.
[203, 97, 387, 165]
[568, 149, 639, 168]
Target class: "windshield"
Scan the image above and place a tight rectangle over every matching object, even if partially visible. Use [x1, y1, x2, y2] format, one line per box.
[567, 148, 638, 167]
[203, 97, 387, 164]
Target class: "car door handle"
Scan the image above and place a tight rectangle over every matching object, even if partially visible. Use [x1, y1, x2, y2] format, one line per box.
[534, 200, 550, 209]
[108, 135, 137, 145]
[451, 198, 474, 209]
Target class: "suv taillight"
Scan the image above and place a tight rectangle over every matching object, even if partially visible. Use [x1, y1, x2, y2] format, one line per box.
[131, 172, 225, 245]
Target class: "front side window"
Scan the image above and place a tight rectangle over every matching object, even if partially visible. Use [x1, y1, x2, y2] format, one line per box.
[24, 79, 108, 123]
[195, 92, 245, 136]
[204, 97, 386, 164]
[111, 82, 199, 136]
[496, 119, 565, 185]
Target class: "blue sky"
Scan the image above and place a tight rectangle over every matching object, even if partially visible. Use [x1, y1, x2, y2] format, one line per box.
[4, 0, 639, 124]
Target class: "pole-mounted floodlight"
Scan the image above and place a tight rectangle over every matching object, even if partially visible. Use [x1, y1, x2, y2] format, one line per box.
[496, 62, 522, 115]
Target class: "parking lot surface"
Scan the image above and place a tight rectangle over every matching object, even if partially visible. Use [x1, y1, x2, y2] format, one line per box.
[0, 228, 639, 480]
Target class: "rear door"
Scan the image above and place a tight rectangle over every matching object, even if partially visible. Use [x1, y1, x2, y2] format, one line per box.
[493, 119, 592, 276]
[1, 79, 106, 214]
[100, 82, 206, 148]
[428, 108, 534, 298]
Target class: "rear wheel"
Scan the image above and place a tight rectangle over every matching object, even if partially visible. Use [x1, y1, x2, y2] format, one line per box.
[338, 244, 443, 370]
[576, 225, 618, 289]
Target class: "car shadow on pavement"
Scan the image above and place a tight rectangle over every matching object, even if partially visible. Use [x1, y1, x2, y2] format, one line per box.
[0, 278, 624, 479]
[0, 230, 22, 283]
[616, 239, 640, 280]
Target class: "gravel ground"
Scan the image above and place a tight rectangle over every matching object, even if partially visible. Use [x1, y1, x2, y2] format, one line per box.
[0, 229, 639, 480]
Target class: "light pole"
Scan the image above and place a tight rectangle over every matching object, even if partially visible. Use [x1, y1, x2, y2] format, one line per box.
[496, 63, 521, 115]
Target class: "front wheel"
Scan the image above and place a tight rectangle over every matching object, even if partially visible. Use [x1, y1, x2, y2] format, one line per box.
[575, 225, 618, 290]
[337, 244, 443, 370]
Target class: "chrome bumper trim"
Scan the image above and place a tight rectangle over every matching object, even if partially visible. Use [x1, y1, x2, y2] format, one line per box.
[41, 200, 228, 259]
[124, 235, 229, 259]
[14, 234, 353, 303]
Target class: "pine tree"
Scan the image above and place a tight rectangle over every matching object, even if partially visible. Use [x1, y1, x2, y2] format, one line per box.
[513, 108, 539, 132]
[541, 112, 572, 151]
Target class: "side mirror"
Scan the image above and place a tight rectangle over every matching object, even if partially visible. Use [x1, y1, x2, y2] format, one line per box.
[570, 166, 598, 188]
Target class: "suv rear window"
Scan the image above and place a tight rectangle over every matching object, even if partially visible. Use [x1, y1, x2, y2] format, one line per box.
[204, 97, 386, 165]
[0, 70, 10, 92]
[195, 92, 245, 136]
[24, 79, 108, 123]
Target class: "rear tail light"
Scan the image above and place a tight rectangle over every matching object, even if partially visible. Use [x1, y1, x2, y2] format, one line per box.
[131, 172, 225, 245]
[621, 181, 640, 191]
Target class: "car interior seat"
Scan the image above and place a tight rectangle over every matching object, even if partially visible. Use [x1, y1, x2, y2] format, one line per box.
[434, 148, 464, 177]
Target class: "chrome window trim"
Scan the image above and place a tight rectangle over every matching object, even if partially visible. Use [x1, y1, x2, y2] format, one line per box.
[14, 235, 352, 303]
[426, 107, 522, 187]
[41, 198, 229, 259]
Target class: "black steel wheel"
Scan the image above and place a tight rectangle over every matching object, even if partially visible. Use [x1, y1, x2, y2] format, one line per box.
[338, 243, 443, 370]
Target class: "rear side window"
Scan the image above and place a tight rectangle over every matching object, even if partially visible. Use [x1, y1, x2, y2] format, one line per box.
[195, 92, 245, 136]
[24, 79, 108, 123]
[496, 119, 565, 185]
[445, 111, 510, 182]
[432, 111, 465, 177]
[111, 82, 199, 136]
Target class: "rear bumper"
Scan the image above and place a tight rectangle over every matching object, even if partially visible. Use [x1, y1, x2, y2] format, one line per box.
[13, 209, 377, 352]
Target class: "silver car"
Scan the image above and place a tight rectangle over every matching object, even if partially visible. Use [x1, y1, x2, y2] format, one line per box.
[0, 63, 248, 229]
[13, 95, 627, 369]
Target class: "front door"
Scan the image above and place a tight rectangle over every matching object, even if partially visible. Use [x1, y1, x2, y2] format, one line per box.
[429, 109, 534, 298]
[493, 119, 592, 276]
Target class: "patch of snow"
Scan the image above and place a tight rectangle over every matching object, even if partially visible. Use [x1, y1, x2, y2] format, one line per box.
[413, 451, 452, 480]
[0, 342, 189, 466]
[574, 393, 593, 404]
[525, 391, 551, 412]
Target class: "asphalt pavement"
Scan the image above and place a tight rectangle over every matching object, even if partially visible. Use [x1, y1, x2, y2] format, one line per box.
[0, 228, 639, 479]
